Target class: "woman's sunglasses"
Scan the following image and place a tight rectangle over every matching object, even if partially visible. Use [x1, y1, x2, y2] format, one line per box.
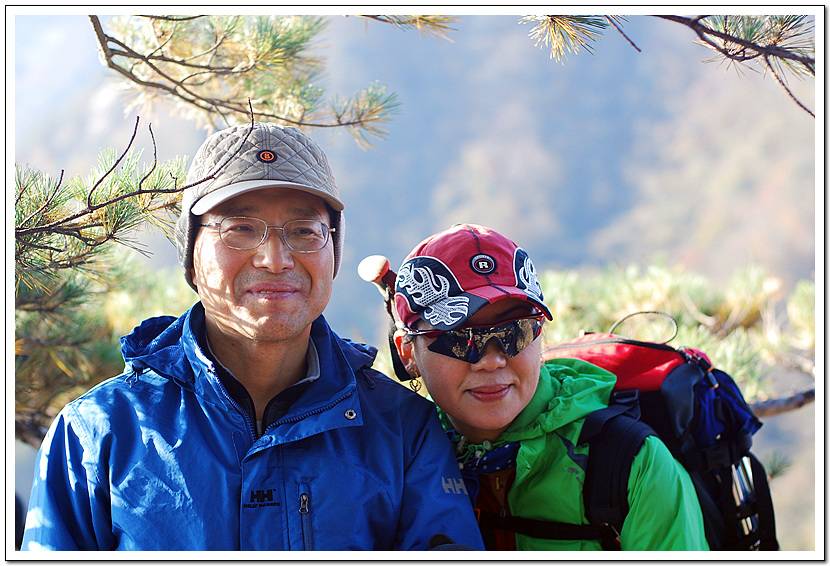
[405, 313, 546, 363]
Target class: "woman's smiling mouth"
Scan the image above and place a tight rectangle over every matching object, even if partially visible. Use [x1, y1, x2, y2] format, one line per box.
[468, 384, 511, 402]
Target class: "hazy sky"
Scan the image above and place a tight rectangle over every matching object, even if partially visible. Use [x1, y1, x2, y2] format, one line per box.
[12, 11, 820, 340]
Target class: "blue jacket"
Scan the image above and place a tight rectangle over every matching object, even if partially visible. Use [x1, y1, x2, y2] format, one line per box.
[21, 304, 484, 551]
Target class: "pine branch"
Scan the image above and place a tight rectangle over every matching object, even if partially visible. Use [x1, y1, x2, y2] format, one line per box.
[750, 387, 815, 418]
[16, 169, 65, 229]
[15, 117, 180, 239]
[356, 15, 459, 41]
[522, 14, 814, 115]
[653, 15, 815, 75]
[519, 16, 628, 62]
[14, 113, 258, 292]
[89, 15, 400, 146]
[653, 12, 816, 119]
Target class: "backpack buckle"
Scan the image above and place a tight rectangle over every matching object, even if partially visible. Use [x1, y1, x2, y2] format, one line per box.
[599, 522, 622, 551]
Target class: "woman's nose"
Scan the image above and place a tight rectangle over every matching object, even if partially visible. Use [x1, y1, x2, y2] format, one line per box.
[470, 340, 508, 370]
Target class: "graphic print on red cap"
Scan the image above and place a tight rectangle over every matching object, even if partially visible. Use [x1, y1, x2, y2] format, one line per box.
[394, 224, 552, 331]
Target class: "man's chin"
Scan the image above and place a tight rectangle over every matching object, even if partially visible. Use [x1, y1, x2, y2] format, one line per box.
[245, 313, 316, 342]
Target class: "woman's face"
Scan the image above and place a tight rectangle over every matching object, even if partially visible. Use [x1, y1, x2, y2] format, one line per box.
[399, 298, 542, 444]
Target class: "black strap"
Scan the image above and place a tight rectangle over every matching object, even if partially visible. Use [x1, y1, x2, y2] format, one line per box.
[386, 318, 411, 381]
[479, 511, 602, 540]
[477, 396, 653, 551]
[748, 452, 780, 550]
[477, 510, 621, 550]
[583, 407, 655, 531]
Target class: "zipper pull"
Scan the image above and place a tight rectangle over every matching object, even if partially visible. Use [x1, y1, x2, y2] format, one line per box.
[299, 492, 309, 514]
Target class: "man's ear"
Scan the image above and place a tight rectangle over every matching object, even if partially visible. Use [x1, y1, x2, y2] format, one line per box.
[393, 330, 420, 378]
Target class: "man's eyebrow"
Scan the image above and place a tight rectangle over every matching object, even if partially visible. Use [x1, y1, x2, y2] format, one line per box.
[287, 206, 326, 218]
[219, 204, 324, 218]
[221, 204, 257, 215]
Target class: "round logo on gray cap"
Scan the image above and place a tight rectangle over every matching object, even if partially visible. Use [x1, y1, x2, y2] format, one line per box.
[257, 150, 277, 163]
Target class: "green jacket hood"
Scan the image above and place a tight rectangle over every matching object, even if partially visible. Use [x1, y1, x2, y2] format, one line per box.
[499, 357, 616, 444]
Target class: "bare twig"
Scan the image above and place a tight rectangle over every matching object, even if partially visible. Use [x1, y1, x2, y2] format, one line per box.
[136, 123, 159, 191]
[87, 116, 141, 209]
[136, 15, 204, 22]
[764, 53, 815, 117]
[606, 15, 641, 52]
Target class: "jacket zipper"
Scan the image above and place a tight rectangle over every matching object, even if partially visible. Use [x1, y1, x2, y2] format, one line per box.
[212, 370, 258, 440]
[267, 389, 354, 430]
[298, 483, 314, 550]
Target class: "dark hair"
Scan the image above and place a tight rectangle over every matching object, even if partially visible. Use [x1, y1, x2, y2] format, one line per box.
[324, 203, 337, 227]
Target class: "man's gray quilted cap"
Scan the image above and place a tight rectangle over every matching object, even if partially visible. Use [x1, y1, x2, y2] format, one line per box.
[175, 122, 345, 290]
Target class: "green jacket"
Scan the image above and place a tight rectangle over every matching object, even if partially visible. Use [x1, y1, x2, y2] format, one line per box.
[445, 358, 709, 551]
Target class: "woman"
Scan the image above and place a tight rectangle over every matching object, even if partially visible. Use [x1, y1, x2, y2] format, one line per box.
[391, 223, 708, 551]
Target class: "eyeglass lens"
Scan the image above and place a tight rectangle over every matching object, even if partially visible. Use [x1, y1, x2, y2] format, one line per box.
[219, 217, 329, 251]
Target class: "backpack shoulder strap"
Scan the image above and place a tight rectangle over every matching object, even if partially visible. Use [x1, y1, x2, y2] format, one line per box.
[747, 452, 780, 550]
[580, 392, 656, 540]
[477, 394, 656, 551]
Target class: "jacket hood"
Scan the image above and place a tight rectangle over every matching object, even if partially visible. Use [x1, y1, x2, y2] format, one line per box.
[499, 358, 616, 443]
[330, 335, 378, 373]
[120, 312, 193, 384]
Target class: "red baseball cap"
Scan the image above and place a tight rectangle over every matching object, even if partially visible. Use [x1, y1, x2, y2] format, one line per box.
[394, 224, 553, 331]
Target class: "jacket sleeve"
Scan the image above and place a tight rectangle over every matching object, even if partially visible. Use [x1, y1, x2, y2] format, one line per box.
[620, 436, 710, 550]
[394, 400, 485, 551]
[20, 407, 116, 551]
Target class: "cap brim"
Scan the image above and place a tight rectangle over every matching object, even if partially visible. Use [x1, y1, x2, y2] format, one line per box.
[468, 285, 553, 320]
[191, 180, 345, 216]
[418, 285, 553, 331]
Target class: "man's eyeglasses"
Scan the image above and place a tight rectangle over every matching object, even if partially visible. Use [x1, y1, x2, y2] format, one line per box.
[405, 313, 545, 363]
[199, 217, 335, 252]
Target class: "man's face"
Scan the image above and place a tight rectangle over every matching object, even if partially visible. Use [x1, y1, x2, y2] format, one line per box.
[191, 187, 334, 345]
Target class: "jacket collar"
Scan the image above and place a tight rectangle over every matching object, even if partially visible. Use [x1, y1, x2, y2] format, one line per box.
[498, 359, 616, 443]
[120, 302, 379, 408]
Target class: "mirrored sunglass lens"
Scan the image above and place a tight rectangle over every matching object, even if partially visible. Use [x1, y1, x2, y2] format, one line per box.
[427, 317, 542, 362]
[496, 318, 542, 354]
[221, 218, 265, 249]
[470, 323, 521, 357]
[433, 331, 477, 361]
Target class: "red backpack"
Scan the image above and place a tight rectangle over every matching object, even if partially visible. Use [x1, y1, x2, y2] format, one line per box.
[538, 316, 779, 551]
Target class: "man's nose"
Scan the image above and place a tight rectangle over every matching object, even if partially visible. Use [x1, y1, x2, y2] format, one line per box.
[252, 229, 295, 271]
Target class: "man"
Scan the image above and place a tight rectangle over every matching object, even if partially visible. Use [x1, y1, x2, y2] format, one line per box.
[21, 123, 484, 551]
